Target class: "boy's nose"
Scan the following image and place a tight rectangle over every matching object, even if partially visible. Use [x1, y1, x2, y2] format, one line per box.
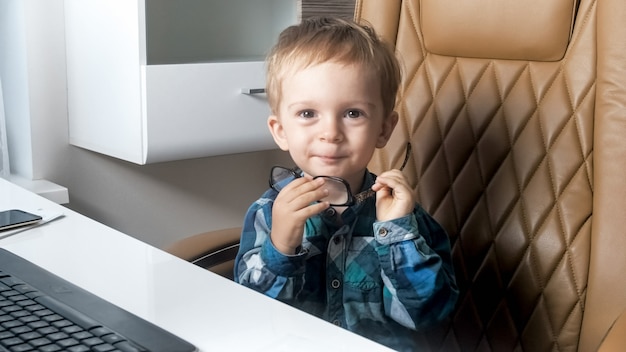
[319, 117, 343, 142]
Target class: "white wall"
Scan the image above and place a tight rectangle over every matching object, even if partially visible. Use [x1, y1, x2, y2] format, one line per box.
[61, 146, 290, 249]
[0, 0, 292, 248]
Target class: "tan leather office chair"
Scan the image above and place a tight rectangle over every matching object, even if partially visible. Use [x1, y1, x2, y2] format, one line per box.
[165, 228, 240, 280]
[167, 0, 626, 350]
[355, 0, 626, 350]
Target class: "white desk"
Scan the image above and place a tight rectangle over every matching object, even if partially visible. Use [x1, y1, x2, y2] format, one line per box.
[0, 178, 392, 351]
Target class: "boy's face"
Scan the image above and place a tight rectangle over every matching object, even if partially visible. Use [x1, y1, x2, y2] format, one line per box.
[267, 61, 397, 189]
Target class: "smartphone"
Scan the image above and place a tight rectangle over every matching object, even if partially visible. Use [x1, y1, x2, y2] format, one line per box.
[0, 209, 43, 231]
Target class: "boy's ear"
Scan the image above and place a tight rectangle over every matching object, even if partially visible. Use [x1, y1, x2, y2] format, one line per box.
[376, 111, 399, 148]
[267, 115, 289, 151]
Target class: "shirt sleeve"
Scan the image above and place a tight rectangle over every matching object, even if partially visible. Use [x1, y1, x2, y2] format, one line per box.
[234, 198, 307, 301]
[372, 206, 459, 330]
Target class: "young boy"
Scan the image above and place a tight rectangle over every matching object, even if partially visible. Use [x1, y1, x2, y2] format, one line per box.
[234, 17, 458, 351]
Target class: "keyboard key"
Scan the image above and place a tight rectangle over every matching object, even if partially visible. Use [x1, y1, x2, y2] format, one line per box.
[71, 331, 93, 341]
[8, 295, 28, 302]
[8, 343, 32, 352]
[114, 340, 147, 352]
[0, 336, 23, 346]
[0, 291, 19, 298]
[57, 337, 80, 348]
[1, 305, 20, 314]
[29, 337, 52, 347]
[16, 300, 36, 308]
[33, 309, 54, 317]
[28, 321, 50, 330]
[101, 333, 125, 344]
[17, 331, 41, 341]
[23, 304, 45, 313]
[39, 344, 62, 352]
[89, 327, 113, 337]
[12, 285, 36, 295]
[47, 332, 69, 341]
[10, 326, 33, 335]
[42, 314, 63, 323]
[82, 336, 105, 347]
[92, 343, 116, 352]
[60, 325, 82, 334]
[0, 315, 12, 323]
[0, 277, 26, 287]
[9, 310, 30, 319]
[1, 320, 23, 329]
[51, 319, 73, 329]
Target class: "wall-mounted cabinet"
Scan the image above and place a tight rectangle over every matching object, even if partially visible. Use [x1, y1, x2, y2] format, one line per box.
[64, 0, 298, 164]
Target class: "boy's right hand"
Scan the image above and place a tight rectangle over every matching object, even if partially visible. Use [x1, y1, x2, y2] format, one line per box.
[271, 177, 329, 255]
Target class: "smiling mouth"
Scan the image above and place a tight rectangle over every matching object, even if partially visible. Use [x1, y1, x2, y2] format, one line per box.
[316, 155, 344, 163]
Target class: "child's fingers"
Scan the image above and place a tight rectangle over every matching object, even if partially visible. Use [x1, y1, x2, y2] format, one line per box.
[373, 170, 410, 194]
[299, 201, 331, 218]
[279, 177, 328, 205]
[373, 170, 415, 221]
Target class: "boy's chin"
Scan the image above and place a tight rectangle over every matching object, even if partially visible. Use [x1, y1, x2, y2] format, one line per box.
[307, 166, 367, 181]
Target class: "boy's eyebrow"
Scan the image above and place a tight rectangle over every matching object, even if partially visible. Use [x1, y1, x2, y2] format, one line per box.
[286, 100, 378, 109]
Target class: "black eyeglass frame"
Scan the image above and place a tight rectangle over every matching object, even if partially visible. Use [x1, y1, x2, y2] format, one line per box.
[269, 142, 412, 207]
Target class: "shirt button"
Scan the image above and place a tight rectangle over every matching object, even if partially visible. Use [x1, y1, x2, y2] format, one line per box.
[333, 236, 342, 244]
[332, 320, 341, 326]
[324, 208, 337, 217]
[378, 228, 388, 237]
[331, 279, 341, 289]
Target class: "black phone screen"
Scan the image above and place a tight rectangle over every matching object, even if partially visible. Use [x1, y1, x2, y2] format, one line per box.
[0, 209, 43, 231]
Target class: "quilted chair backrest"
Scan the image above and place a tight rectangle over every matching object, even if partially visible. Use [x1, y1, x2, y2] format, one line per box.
[356, 0, 626, 351]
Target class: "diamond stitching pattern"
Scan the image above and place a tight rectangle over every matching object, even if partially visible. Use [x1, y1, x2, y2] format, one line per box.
[368, 0, 596, 350]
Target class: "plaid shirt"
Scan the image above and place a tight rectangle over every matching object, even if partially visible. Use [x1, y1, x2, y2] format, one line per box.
[234, 171, 458, 351]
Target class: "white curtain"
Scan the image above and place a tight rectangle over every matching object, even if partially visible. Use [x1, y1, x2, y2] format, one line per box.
[0, 78, 9, 179]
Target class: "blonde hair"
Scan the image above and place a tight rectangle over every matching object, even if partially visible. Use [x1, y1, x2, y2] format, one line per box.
[265, 17, 401, 117]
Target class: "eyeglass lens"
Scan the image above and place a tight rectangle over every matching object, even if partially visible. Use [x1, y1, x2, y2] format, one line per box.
[270, 167, 296, 192]
[317, 178, 350, 205]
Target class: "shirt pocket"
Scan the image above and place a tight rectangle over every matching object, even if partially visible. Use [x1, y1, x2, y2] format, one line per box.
[344, 237, 382, 292]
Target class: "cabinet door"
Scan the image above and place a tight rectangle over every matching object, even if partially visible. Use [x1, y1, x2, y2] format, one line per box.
[66, 0, 145, 163]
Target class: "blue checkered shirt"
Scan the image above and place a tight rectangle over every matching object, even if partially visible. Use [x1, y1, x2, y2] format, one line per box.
[234, 171, 458, 351]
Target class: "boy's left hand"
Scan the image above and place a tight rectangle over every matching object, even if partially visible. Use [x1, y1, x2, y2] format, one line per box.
[371, 170, 415, 222]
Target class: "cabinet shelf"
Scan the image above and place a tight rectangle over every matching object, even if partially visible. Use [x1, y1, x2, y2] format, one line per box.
[64, 0, 297, 164]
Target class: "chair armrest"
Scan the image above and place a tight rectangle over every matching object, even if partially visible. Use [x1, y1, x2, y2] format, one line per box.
[598, 310, 626, 351]
[164, 227, 241, 280]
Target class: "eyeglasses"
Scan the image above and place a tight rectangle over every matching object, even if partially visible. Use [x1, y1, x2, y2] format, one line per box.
[269, 143, 412, 207]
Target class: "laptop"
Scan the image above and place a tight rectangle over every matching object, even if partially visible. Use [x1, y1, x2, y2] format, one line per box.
[0, 248, 196, 352]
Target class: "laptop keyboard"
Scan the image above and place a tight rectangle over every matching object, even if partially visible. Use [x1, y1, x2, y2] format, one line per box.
[0, 272, 145, 352]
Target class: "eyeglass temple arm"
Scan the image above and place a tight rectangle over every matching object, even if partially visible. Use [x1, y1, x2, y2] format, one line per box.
[354, 142, 412, 204]
[399, 142, 412, 171]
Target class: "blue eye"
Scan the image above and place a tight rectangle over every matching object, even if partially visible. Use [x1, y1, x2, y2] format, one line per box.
[298, 110, 316, 118]
[346, 110, 364, 118]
